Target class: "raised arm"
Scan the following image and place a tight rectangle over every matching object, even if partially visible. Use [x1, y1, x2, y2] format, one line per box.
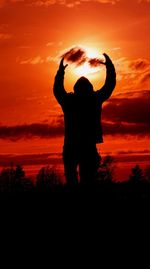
[96, 53, 116, 102]
[53, 58, 68, 105]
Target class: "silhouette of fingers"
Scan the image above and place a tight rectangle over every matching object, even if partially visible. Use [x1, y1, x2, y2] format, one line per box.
[59, 57, 64, 68]
[59, 58, 68, 70]
[103, 53, 109, 59]
[64, 64, 68, 69]
[103, 53, 111, 64]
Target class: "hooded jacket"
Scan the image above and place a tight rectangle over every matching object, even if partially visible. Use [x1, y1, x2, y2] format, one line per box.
[53, 58, 116, 145]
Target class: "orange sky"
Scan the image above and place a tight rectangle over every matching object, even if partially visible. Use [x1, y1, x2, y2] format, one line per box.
[0, 0, 150, 175]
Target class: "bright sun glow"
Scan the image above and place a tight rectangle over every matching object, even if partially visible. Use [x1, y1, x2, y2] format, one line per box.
[75, 46, 104, 76]
[84, 46, 100, 58]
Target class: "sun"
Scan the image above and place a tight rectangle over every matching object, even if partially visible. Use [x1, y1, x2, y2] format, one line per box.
[74, 46, 104, 76]
[75, 62, 99, 76]
[84, 46, 100, 59]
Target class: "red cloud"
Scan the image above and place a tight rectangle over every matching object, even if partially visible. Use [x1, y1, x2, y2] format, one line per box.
[103, 90, 150, 124]
[88, 58, 104, 67]
[140, 72, 150, 83]
[61, 46, 104, 67]
[129, 58, 150, 70]
[0, 91, 149, 140]
[61, 47, 87, 66]
[0, 122, 64, 141]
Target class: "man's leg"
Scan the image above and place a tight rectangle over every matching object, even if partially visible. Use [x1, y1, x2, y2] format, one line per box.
[79, 144, 101, 184]
[63, 145, 78, 186]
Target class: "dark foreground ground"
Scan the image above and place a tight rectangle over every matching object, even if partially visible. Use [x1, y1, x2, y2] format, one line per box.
[1, 181, 150, 264]
[1, 181, 150, 213]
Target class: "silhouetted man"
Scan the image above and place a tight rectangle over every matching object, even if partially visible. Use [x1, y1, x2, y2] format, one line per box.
[53, 53, 116, 185]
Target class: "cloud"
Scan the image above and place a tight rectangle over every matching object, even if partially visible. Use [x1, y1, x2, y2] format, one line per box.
[0, 90, 150, 141]
[10, 0, 24, 2]
[96, 0, 119, 3]
[17, 0, 120, 9]
[0, 0, 24, 8]
[121, 57, 150, 89]
[103, 90, 150, 125]
[88, 58, 104, 67]
[1, 91, 150, 142]
[101, 90, 150, 137]
[61, 46, 104, 67]
[1, 0, 148, 9]
[0, 119, 149, 141]
[0, 153, 62, 166]
[103, 121, 150, 136]
[117, 149, 150, 155]
[0, 33, 12, 40]
[20, 56, 44, 65]
[30, 0, 56, 7]
[61, 47, 87, 66]
[138, 0, 150, 3]
[129, 58, 150, 71]
[19, 54, 57, 64]
[46, 42, 54, 47]
[115, 57, 150, 77]
[88, 89, 150, 137]
[0, 120, 64, 141]
[140, 72, 150, 84]
[115, 57, 150, 90]
[29, 0, 119, 8]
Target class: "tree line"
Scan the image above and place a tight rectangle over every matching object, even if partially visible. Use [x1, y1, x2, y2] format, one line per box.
[0, 156, 150, 193]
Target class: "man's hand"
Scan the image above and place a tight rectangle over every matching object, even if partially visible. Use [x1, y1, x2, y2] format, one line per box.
[59, 58, 68, 72]
[103, 53, 112, 65]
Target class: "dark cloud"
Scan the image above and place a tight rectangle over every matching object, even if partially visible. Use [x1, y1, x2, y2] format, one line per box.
[0, 120, 149, 142]
[88, 58, 104, 67]
[0, 153, 62, 166]
[0, 121, 64, 141]
[117, 150, 150, 155]
[103, 90, 150, 124]
[103, 121, 150, 136]
[114, 154, 150, 165]
[101, 90, 150, 137]
[61, 47, 86, 66]
[140, 72, 150, 83]
[0, 91, 150, 141]
[61, 46, 104, 67]
[129, 58, 150, 70]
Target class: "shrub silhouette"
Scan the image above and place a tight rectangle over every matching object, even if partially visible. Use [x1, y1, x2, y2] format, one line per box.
[129, 164, 143, 183]
[36, 166, 61, 190]
[0, 160, 150, 201]
[144, 165, 150, 182]
[98, 155, 116, 182]
[0, 164, 33, 192]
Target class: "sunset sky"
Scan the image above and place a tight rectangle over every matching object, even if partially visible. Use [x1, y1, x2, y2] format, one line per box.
[0, 0, 150, 180]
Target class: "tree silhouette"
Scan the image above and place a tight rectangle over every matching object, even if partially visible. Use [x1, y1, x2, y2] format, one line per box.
[36, 166, 61, 190]
[98, 155, 116, 182]
[0, 166, 15, 192]
[144, 165, 150, 182]
[129, 164, 143, 183]
[15, 164, 25, 180]
[0, 164, 33, 192]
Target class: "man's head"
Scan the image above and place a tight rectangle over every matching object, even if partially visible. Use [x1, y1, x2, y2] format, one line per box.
[74, 76, 93, 96]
